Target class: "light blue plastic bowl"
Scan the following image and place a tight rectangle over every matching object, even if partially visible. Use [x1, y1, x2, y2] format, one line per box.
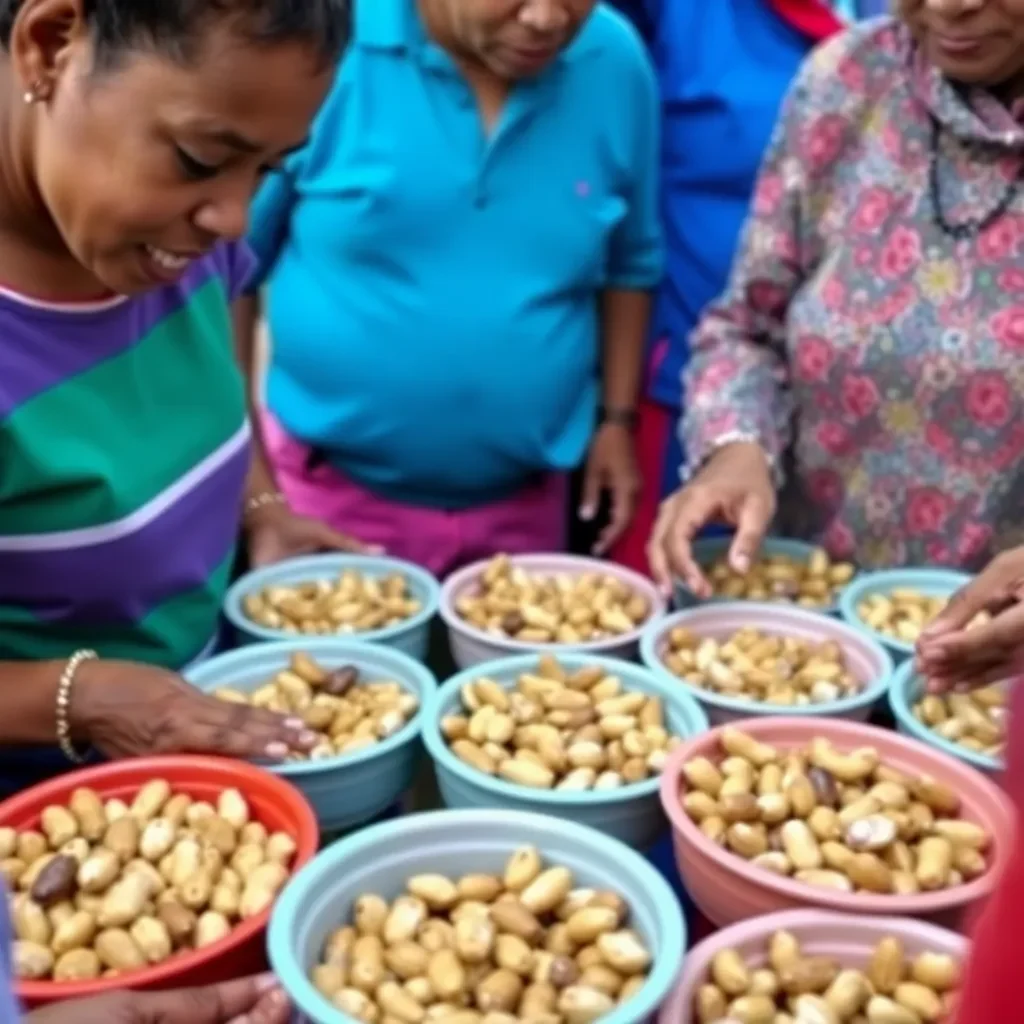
[223, 554, 440, 661]
[888, 660, 1003, 777]
[640, 602, 893, 727]
[421, 654, 709, 851]
[185, 638, 436, 833]
[838, 568, 972, 661]
[268, 808, 687, 1024]
[673, 536, 854, 615]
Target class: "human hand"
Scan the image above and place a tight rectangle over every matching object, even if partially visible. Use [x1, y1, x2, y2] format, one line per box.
[647, 441, 775, 596]
[247, 502, 382, 568]
[580, 423, 641, 555]
[72, 659, 317, 761]
[916, 548, 1024, 692]
[26, 973, 289, 1024]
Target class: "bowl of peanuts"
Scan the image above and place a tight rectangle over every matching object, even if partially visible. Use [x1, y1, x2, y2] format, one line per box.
[186, 638, 436, 834]
[421, 653, 708, 849]
[838, 568, 976, 660]
[674, 538, 857, 614]
[659, 718, 1013, 930]
[224, 554, 441, 660]
[0, 755, 318, 1007]
[640, 603, 894, 725]
[888, 660, 1007, 777]
[439, 554, 665, 669]
[661, 907, 965, 1023]
[268, 808, 687, 1023]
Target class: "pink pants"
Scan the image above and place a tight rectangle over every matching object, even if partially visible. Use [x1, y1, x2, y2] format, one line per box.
[262, 415, 567, 578]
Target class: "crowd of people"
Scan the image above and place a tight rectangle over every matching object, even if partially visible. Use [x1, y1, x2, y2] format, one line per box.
[0, 0, 1023, 1018]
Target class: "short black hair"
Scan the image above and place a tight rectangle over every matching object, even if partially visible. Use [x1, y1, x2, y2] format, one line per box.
[0, 0, 350, 67]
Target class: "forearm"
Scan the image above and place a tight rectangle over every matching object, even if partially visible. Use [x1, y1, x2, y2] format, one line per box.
[0, 661, 68, 746]
[232, 294, 281, 504]
[600, 288, 650, 416]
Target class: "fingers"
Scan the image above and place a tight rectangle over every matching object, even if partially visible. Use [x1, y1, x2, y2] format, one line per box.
[649, 490, 716, 599]
[728, 493, 771, 575]
[578, 459, 603, 523]
[315, 522, 384, 556]
[924, 661, 1015, 695]
[919, 602, 1024, 685]
[592, 473, 638, 557]
[173, 690, 318, 761]
[922, 558, 1014, 640]
[145, 973, 282, 1024]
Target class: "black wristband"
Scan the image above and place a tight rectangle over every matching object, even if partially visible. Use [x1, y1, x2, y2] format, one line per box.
[599, 405, 638, 430]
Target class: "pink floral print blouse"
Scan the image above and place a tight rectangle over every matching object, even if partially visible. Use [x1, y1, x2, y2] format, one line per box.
[683, 18, 1024, 571]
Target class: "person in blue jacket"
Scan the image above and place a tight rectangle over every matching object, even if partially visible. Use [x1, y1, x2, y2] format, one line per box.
[609, 0, 888, 575]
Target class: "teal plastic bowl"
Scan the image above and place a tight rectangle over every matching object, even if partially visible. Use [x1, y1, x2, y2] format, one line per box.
[673, 536, 853, 615]
[421, 653, 709, 851]
[888, 660, 1003, 777]
[268, 809, 687, 1024]
[640, 603, 894, 726]
[185, 638, 436, 833]
[838, 568, 972, 661]
[223, 554, 440, 661]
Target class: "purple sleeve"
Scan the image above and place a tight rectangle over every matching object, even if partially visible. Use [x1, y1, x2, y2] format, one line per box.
[218, 241, 258, 301]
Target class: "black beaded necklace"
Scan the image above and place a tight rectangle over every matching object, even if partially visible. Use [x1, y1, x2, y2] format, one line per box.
[928, 116, 1023, 240]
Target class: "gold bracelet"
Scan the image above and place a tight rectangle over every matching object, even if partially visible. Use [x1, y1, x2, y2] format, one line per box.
[245, 490, 288, 517]
[56, 649, 97, 764]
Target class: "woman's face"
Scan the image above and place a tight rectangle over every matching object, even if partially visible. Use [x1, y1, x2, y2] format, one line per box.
[12, 2, 334, 295]
[433, 0, 597, 79]
[898, 0, 1024, 88]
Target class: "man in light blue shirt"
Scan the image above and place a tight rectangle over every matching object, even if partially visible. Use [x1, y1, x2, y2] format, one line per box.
[237, 0, 662, 576]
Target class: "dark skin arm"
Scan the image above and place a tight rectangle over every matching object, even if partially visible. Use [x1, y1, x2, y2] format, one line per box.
[580, 288, 649, 554]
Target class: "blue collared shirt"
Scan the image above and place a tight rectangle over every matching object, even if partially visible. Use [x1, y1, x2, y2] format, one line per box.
[247, 0, 662, 508]
[613, 0, 886, 412]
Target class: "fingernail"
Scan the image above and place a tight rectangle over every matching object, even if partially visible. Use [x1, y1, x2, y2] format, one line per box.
[299, 730, 319, 745]
[254, 972, 279, 992]
[733, 554, 750, 573]
[579, 505, 594, 521]
[366, 544, 385, 554]
[264, 741, 289, 759]
[284, 717, 305, 729]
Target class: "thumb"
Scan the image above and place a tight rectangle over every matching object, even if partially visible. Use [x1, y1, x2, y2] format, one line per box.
[922, 575, 995, 640]
[728, 493, 770, 574]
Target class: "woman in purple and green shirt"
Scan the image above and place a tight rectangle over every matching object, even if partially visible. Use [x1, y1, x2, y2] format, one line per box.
[0, 0, 356, 799]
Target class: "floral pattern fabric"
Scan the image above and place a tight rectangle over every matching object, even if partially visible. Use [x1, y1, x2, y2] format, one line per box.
[683, 17, 1024, 571]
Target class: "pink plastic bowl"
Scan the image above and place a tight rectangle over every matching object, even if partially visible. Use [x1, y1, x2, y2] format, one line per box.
[659, 908, 967, 1022]
[659, 717, 1014, 931]
[439, 553, 666, 669]
[639, 603, 894, 726]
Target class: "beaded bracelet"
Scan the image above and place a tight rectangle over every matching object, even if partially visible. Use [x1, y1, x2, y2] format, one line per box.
[56, 649, 97, 764]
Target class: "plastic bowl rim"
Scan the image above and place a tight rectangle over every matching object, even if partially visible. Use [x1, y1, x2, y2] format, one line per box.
[437, 552, 666, 653]
[6, 754, 318, 1001]
[639, 602, 895, 718]
[186, 637, 437, 778]
[268, 807, 687, 1024]
[422, 652, 708, 807]
[888, 658, 1002, 773]
[838, 567, 973, 656]
[223, 553, 441, 644]
[658, 716, 1012, 915]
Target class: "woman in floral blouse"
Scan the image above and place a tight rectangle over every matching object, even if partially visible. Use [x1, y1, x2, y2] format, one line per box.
[649, 1, 1024, 594]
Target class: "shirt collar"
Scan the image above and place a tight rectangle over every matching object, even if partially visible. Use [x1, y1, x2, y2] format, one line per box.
[355, 0, 601, 64]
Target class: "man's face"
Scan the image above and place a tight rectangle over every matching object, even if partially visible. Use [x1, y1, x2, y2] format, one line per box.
[439, 0, 597, 78]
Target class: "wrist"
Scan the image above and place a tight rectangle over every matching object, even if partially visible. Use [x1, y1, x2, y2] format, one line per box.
[598, 405, 637, 430]
[243, 490, 290, 529]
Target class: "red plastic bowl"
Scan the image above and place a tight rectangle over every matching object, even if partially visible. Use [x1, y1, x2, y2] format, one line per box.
[0, 756, 318, 1007]
[659, 717, 1014, 932]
